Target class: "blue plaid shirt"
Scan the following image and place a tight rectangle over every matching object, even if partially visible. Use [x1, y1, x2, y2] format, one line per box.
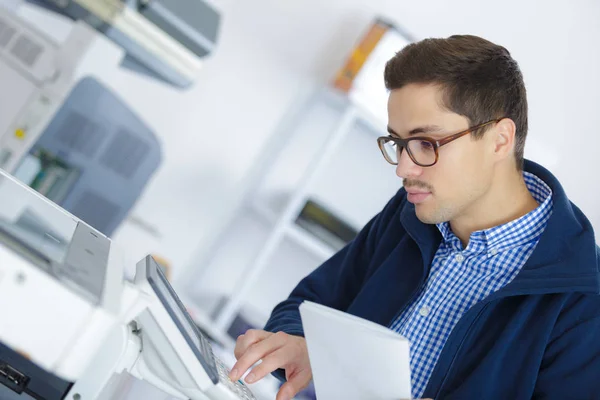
[389, 172, 553, 399]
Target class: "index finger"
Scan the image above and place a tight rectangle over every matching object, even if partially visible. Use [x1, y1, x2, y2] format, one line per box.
[234, 329, 272, 359]
[229, 332, 286, 381]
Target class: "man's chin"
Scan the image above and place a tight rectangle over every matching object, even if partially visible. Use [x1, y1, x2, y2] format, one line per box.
[414, 204, 446, 225]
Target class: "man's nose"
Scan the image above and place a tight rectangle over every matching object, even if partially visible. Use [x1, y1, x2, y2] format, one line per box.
[396, 148, 423, 179]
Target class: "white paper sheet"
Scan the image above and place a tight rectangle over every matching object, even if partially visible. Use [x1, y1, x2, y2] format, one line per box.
[299, 301, 412, 400]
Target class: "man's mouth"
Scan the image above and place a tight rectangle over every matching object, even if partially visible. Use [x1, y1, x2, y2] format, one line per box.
[405, 188, 432, 204]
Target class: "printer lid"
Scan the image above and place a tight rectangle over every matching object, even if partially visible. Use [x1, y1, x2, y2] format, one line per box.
[28, 0, 221, 88]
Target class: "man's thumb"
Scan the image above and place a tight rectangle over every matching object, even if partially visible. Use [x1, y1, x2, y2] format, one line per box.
[276, 368, 311, 400]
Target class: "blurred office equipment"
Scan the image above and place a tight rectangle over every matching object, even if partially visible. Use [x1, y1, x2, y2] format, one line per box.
[13, 77, 162, 237]
[0, 0, 221, 169]
[0, 0, 230, 236]
[0, 169, 125, 399]
[177, 17, 413, 344]
[27, 0, 221, 89]
[0, 5, 94, 174]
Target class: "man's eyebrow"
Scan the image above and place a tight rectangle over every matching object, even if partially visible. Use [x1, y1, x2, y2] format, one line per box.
[387, 125, 445, 137]
[387, 126, 400, 137]
[408, 125, 444, 136]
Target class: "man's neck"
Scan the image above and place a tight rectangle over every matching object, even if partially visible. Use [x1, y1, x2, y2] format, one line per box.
[450, 169, 539, 248]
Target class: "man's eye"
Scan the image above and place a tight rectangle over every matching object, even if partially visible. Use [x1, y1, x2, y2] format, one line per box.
[420, 141, 434, 150]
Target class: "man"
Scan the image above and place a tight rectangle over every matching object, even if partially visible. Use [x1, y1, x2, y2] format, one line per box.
[229, 35, 600, 400]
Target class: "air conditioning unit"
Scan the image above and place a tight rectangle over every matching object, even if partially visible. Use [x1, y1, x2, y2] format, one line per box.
[30, 0, 221, 88]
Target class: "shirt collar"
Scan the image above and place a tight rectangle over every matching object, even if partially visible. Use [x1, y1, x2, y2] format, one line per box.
[436, 172, 553, 255]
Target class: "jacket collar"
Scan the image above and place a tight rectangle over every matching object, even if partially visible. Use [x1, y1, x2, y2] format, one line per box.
[400, 159, 600, 296]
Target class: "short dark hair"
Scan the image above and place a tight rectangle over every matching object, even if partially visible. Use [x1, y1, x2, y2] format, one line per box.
[384, 35, 528, 170]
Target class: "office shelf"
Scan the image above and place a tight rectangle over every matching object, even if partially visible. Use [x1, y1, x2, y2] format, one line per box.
[210, 89, 387, 333]
[250, 202, 336, 261]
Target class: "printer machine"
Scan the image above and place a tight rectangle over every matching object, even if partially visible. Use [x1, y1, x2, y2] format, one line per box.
[0, 168, 256, 400]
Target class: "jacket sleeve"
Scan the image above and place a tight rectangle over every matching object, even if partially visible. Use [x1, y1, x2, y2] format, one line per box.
[533, 295, 600, 398]
[263, 188, 406, 337]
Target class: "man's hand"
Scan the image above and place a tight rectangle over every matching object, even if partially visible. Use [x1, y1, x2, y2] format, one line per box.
[229, 329, 312, 400]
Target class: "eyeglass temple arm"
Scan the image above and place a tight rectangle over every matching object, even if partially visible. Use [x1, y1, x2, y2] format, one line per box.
[436, 118, 504, 147]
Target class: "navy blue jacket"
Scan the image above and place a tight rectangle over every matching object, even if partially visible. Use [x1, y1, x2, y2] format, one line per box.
[264, 160, 600, 399]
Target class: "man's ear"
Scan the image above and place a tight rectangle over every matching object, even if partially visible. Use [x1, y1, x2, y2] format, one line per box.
[492, 118, 516, 160]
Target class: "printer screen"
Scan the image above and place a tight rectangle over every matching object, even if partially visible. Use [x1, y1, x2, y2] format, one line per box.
[145, 256, 219, 383]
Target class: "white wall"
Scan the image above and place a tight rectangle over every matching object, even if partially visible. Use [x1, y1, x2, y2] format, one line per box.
[16, 1, 600, 286]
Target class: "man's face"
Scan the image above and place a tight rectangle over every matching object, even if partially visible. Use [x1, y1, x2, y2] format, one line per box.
[387, 83, 497, 224]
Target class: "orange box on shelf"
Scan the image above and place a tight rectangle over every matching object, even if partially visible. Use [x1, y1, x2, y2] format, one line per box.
[332, 18, 396, 93]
